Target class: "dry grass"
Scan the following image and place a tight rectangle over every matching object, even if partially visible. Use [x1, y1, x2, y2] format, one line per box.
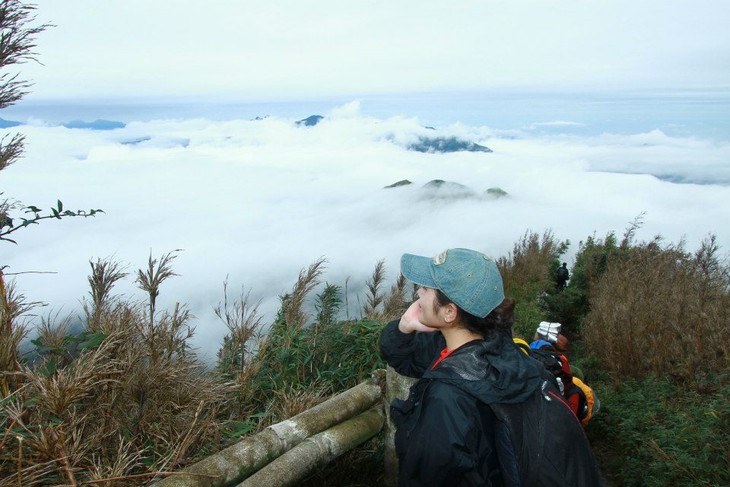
[381, 274, 409, 321]
[268, 383, 329, 423]
[85, 257, 127, 329]
[215, 279, 267, 416]
[362, 259, 386, 319]
[363, 261, 409, 322]
[497, 229, 567, 297]
[583, 235, 730, 384]
[0, 271, 38, 398]
[281, 257, 327, 329]
[0, 255, 234, 485]
[496, 230, 568, 338]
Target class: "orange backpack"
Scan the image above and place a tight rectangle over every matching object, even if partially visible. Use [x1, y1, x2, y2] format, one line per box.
[569, 376, 597, 426]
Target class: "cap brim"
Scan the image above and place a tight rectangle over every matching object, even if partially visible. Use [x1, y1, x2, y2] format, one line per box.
[400, 253, 437, 288]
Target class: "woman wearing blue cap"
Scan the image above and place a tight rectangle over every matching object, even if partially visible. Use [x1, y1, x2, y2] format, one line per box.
[380, 248, 601, 486]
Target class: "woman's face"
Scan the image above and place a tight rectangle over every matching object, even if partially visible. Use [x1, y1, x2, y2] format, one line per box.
[416, 286, 448, 328]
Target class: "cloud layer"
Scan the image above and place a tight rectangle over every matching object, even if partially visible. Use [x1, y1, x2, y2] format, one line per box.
[3, 104, 729, 362]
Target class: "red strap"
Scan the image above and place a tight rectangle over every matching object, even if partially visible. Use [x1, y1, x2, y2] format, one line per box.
[431, 347, 455, 369]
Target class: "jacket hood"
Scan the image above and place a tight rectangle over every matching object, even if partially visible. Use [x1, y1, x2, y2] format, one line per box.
[424, 332, 544, 404]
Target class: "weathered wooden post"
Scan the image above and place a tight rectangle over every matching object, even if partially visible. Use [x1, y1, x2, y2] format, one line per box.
[383, 366, 417, 487]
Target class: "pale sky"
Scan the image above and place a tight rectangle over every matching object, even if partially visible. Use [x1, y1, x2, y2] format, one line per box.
[18, 0, 730, 101]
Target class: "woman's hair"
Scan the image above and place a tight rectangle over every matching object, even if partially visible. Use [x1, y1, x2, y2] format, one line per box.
[435, 289, 515, 338]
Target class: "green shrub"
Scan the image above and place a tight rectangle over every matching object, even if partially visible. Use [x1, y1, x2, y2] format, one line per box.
[246, 317, 385, 418]
[226, 258, 387, 426]
[588, 375, 729, 486]
[540, 230, 623, 337]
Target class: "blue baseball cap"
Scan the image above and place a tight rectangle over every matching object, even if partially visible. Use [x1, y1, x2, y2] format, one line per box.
[400, 248, 505, 318]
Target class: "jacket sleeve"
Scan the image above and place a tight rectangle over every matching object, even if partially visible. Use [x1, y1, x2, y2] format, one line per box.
[379, 320, 444, 378]
[397, 382, 498, 486]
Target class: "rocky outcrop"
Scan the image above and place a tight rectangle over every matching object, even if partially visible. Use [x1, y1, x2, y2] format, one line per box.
[421, 179, 477, 199]
[295, 115, 324, 127]
[408, 136, 492, 153]
[383, 180, 509, 201]
[485, 187, 509, 199]
[383, 180, 412, 189]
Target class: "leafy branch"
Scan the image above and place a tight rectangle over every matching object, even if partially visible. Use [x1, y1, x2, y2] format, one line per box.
[0, 199, 103, 244]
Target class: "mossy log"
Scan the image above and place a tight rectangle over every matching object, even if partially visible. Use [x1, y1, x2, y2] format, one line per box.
[151, 376, 384, 487]
[236, 406, 385, 487]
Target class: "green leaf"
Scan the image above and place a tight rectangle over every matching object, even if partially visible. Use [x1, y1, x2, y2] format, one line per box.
[225, 420, 257, 438]
[57, 200, 63, 212]
[40, 357, 58, 377]
[78, 331, 106, 349]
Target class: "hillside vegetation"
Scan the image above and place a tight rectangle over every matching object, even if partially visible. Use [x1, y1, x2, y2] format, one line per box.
[1, 227, 728, 486]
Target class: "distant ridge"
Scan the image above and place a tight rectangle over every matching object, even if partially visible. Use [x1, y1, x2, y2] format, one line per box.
[0, 118, 22, 128]
[63, 119, 126, 130]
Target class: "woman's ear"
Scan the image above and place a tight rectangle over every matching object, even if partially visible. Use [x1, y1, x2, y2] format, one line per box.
[443, 303, 459, 324]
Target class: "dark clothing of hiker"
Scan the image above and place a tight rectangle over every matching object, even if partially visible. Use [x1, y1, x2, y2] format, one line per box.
[556, 263, 570, 289]
[381, 320, 603, 486]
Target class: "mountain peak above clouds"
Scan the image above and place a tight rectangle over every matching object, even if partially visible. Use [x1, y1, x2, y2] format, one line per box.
[62, 119, 126, 130]
[408, 136, 492, 153]
[295, 115, 324, 127]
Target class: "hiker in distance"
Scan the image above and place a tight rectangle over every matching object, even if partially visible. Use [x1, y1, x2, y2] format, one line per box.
[556, 262, 570, 290]
[380, 248, 602, 486]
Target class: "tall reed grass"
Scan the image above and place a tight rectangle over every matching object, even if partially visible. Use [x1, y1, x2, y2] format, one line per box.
[1, 255, 233, 486]
[583, 234, 730, 384]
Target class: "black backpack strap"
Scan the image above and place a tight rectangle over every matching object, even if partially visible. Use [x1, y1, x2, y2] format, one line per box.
[489, 381, 550, 487]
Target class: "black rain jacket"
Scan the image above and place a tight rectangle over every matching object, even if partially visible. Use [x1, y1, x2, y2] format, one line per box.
[380, 320, 603, 487]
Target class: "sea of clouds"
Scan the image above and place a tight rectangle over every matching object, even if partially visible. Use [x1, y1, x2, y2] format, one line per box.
[3, 101, 729, 363]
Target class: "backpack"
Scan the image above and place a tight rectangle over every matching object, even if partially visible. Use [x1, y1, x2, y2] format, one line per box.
[513, 338, 598, 425]
[489, 373, 603, 486]
[568, 376, 597, 426]
[527, 347, 572, 394]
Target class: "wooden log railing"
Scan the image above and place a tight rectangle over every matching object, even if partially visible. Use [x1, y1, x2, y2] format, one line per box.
[151, 370, 393, 487]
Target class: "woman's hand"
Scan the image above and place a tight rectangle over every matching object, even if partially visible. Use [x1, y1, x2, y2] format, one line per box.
[399, 301, 439, 334]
